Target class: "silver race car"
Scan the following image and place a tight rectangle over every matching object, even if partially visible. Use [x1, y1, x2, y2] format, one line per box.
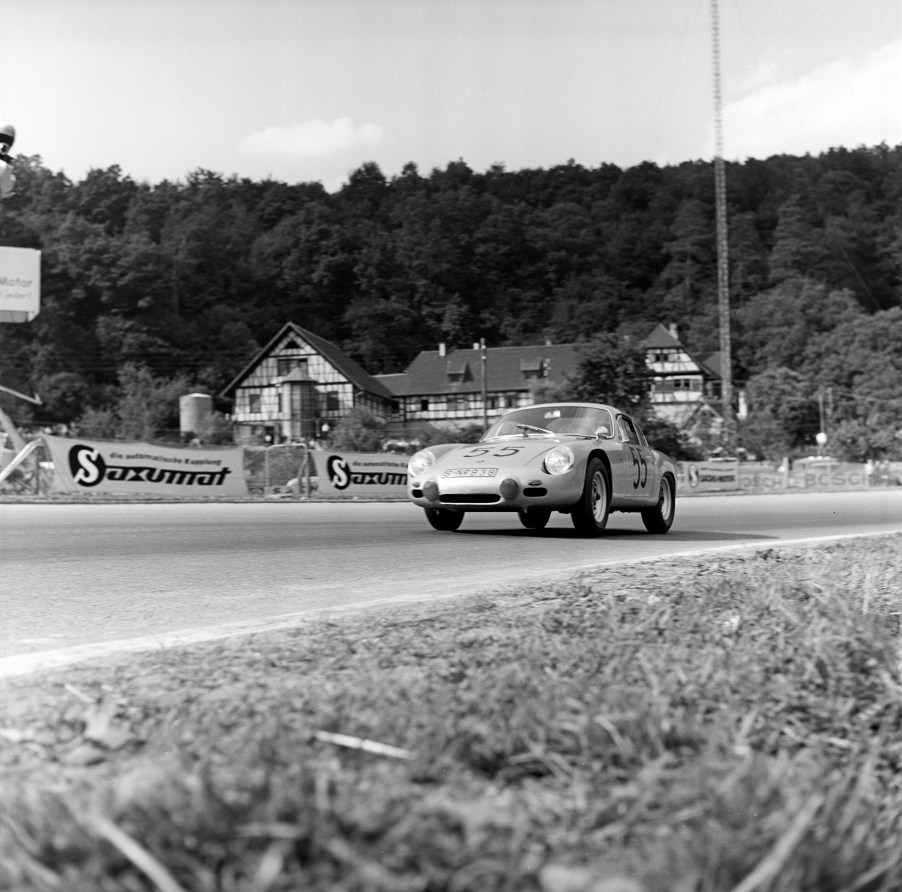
[407, 402, 677, 535]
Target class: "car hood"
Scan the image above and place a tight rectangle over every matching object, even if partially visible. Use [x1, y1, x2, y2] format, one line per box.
[431, 437, 585, 468]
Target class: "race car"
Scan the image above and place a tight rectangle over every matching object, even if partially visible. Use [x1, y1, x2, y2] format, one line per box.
[407, 402, 677, 536]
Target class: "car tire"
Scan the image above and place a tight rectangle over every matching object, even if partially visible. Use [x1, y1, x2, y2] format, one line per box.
[571, 458, 610, 536]
[424, 508, 464, 531]
[518, 507, 552, 530]
[642, 475, 675, 533]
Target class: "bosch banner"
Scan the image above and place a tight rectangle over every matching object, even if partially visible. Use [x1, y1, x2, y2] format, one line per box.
[43, 436, 247, 497]
[319, 452, 408, 497]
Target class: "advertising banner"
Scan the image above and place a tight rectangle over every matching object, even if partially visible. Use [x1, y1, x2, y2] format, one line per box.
[739, 463, 870, 492]
[318, 451, 408, 497]
[43, 436, 247, 497]
[0, 247, 41, 322]
[677, 460, 740, 493]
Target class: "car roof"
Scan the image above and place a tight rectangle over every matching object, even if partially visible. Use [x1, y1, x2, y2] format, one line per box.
[513, 402, 624, 415]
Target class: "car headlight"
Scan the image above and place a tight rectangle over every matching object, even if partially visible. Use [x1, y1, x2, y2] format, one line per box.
[408, 449, 437, 476]
[544, 445, 575, 476]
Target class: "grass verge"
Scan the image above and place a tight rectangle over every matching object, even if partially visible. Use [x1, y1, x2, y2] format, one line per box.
[1, 535, 901, 892]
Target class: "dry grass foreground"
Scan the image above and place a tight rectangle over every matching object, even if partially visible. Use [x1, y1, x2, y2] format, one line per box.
[1, 535, 900, 892]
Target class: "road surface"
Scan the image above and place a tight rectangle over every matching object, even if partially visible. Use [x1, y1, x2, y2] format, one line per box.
[1, 490, 900, 674]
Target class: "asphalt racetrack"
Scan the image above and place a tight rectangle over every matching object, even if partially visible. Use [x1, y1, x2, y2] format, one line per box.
[1, 490, 901, 675]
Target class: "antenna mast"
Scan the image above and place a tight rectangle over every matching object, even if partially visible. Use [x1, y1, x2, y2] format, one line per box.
[711, 0, 735, 452]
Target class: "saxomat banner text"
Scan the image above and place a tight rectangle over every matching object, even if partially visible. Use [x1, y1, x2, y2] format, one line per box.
[43, 436, 247, 497]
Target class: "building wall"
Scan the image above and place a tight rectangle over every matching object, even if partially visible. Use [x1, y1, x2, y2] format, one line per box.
[229, 331, 393, 442]
[647, 346, 709, 409]
[398, 389, 529, 423]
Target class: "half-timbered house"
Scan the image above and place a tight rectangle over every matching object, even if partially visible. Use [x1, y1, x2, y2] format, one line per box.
[378, 342, 578, 435]
[221, 322, 397, 443]
[642, 323, 722, 427]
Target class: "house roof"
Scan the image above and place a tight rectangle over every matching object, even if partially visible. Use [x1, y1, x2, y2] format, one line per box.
[699, 351, 723, 378]
[642, 324, 722, 382]
[641, 323, 681, 349]
[220, 322, 395, 401]
[378, 344, 579, 396]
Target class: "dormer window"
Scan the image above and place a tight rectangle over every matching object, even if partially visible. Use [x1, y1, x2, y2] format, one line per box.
[446, 359, 471, 382]
[520, 357, 547, 380]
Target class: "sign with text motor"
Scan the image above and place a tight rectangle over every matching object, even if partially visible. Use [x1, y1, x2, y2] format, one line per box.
[0, 247, 41, 323]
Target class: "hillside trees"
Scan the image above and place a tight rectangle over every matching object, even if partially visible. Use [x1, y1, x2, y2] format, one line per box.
[0, 144, 899, 456]
[799, 307, 902, 460]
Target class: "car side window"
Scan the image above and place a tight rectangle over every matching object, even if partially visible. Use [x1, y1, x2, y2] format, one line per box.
[618, 416, 640, 445]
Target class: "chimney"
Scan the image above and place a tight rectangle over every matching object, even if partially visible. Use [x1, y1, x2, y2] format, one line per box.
[438, 343, 446, 357]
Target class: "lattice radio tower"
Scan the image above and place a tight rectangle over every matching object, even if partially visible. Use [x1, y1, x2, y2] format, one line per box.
[711, 0, 735, 452]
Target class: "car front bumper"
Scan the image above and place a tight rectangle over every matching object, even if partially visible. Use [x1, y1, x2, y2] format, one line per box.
[408, 471, 584, 511]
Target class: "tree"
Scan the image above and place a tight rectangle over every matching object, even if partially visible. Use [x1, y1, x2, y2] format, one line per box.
[32, 371, 90, 424]
[74, 363, 190, 442]
[800, 307, 902, 459]
[656, 197, 716, 317]
[768, 194, 825, 284]
[734, 279, 862, 373]
[740, 367, 820, 458]
[557, 333, 652, 414]
[328, 407, 387, 452]
[641, 416, 704, 461]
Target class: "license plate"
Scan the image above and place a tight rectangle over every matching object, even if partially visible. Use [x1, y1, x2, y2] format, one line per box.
[442, 467, 498, 478]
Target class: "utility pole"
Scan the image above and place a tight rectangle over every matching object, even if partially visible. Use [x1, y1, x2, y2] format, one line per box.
[711, 0, 735, 453]
[1, 122, 27, 453]
[480, 338, 488, 431]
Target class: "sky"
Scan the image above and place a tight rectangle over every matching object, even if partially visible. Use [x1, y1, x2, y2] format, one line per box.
[3, 0, 901, 191]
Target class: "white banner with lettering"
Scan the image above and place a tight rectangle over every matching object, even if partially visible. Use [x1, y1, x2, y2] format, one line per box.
[318, 452, 408, 497]
[677, 460, 740, 493]
[43, 436, 247, 496]
[0, 246, 41, 322]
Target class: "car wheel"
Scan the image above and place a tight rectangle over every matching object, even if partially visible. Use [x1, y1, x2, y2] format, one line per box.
[424, 508, 464, 531]
[518, 507, 552, 530]
[642, 475, 675, 533]
[570, 458, 609, 536]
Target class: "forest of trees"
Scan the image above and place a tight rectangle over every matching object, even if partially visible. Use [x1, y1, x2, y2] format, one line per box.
[1, 143, 900, 460]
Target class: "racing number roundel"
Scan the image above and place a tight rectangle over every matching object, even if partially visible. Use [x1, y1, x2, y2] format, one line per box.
[629, 447, 648, 489]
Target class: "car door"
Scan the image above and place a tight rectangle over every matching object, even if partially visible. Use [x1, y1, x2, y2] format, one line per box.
[616, 414, 656, 502]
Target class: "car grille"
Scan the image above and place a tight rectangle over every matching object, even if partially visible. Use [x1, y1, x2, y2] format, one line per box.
[439, 494, 501, 504]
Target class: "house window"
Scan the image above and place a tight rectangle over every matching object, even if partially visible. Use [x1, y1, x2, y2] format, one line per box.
[248, 393, 261, 413]
[326, 391, 340, 411]
[447, 394, 470, 411]
[671, 377, 701, 392]
[278, 356, 308, 377]
[420, 398, 429, 412]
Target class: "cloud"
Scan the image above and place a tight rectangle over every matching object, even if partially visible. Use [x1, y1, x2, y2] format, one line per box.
[717, 40, 902, 159]
[238, 118, 384, 159]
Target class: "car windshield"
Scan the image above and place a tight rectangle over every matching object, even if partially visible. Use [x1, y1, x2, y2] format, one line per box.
[483, 405, 615, 440]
